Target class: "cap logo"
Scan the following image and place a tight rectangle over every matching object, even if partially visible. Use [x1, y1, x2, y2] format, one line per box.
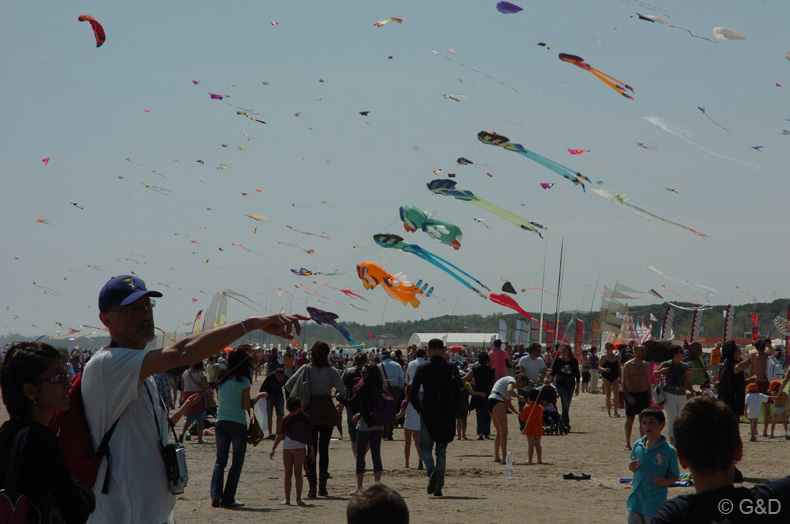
[123, 277, 137, 289]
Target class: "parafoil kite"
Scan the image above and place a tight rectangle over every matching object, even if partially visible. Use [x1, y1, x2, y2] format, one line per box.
[558, 53, 633, 99]
[78, 15, 105, 47]
[428, 179, 546, 237]
[591, 189, 708, 239]
[634, 13, 713, 42]
[697, 106, 732, 134]
[496, 1, 523, 14]
[357, 261, 423, 308]
[713, 27, 744, 40]
[478, 131, 587, 191]
[307, 307, 361, 349]
[373, 233, 489, 297]
[399, 205, 463, 250]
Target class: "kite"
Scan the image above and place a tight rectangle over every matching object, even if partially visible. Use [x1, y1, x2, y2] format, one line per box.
[78, 15, 105, 47]
[290, 268, 343, 277]
[390, 17, 403, 23]
[373, 233, 489, 297]
[713, 27, 744, 40]
[192, 80, 200, 85]
[633, 13, 714, 42]
[752, 146, 764, 152]
[287, 225, 330, 239]
[443, 94, 467, 102]
[779, 130, 790, 135]
[735, 286, 773, 301]
[246, 214, 276, 221]
[209, 93, 227, 100]
[643, 117, 760, 169]
[307, 307, 360, 349]
[591, 189, 708, 238]
[70, 202, 84, 209]
[540, 183, 554, 190]
[786, 52, 790, 61]
[295, 284, 343, 306]
[236, 110, 266, 124]
[697, 106, 732, 134]
[496, 1, 523, 14]
[35, 218, 49, 224]
[399, 205, 463, 250]
[360, 111, 370, 116]
[489, 293, 535, 320]
[428, 179, 546, 236]
[636, 142, 657, 150]
[537, 42, 550, 49]
[457, 157, 473, 165]
[558, 53, 634, 99]
[473, 218, 491, 229]
[313, 281, 368, 302]
[414, 280, 434, 297]
[373, 20, 389, 27]
[238, 146, 248, 152]
[665, 188, 679, 193]
[42, 157, 50, 165]
[357, 261, 424, 308]
[367, 331, 377, 339]
[478, 131, 587, 191]
[501, 281, 517, 295]
[568, 148, 606, 168]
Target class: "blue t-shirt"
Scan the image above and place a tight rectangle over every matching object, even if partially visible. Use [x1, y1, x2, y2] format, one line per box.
[217, 377, 251, 425]
[627, 435, 680, 516]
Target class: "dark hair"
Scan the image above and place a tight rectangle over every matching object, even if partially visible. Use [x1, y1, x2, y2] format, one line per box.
[673, 396, 741, 475]
[354, 353, 368, 366]
[415, 348, 427, 359]
[721, 340, 739, 362]
[347, 483, 409, 524]
[286, 394, 302, 412]
[528, 342, 542, 354]
[514, 373, 527, 386]
[189, 360, 205, 372]
[310, 341, 331, 368]
[362, 363, 384, 390]
[669, 344, 683, 357]
[527, 388, 541, 402]
[428, 338, 444, 351]
[639, 406, 665, 425]
[493, 339, 502, 348]
[559, 343, 573, 358]
[478, 352, 490, 365]
[590, 346, 598, 354]
[0, 341, 62, 419]
[218, 345, 253, 383]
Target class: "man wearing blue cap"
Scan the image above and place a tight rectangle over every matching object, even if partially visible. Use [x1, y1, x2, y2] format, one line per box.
[83, 275, 307, 524]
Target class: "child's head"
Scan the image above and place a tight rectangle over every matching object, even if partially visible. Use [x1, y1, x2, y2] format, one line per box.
[286, 394, 302, 413]
[701, 379, 711, 390]
[347, 483, 409, 524]
[673, 396, 741, 475]
[639, 407, 666, 435]
[527, 388, 541, 404]
[747, 383, 758, 393]
[769, 380, 782, 393]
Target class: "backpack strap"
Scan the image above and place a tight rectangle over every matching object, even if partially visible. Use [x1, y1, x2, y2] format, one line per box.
[98, 418, 120, 494]
[3, 425, 31, 495]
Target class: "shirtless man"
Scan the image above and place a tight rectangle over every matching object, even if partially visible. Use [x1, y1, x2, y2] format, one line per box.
[622, 344, 652, 450]
[754, 339, 772, 437]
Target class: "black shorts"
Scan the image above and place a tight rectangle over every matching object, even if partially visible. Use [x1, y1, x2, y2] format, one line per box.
[625, 390, 651, 418]
[487, 397, 503, 413]
[581, 372, 591, 384]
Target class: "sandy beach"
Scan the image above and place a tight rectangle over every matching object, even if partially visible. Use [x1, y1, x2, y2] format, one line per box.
[164, 379, 787, 524]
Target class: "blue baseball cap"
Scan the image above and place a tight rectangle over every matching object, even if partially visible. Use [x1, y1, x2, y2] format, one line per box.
[99, 275, 162, 313]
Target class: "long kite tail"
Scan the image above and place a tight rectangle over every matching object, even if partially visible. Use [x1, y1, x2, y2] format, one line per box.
[587, 67, 634, 99]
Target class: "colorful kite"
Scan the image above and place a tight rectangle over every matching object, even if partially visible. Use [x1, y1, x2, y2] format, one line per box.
[567, 148, 606, 168]
[489, 293, 535, 320]
[558, 53, 634, 99]
[78, 15, 105, 47]
[373, 233, 489, 297]
[307, 307, 360, 349]
[236, 110, 266, 124]
[356, 261, 424, 308]
[496, 1, 523, 14]
[246, 214, 276, 221]
[591, 189, 708, 239]
[428, 179, 546, 236]
[697, 106, 732, 134]
[42, 157, 50, 165]
[478, 131, 587, 191]
[290, 268, 344, 277]
[633, 13, 714, 42]
[399, 205, 463, 250]
[540, 183, 554, 190]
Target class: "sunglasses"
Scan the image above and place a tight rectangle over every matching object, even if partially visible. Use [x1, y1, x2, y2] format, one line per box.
[36, 372, 70, 385]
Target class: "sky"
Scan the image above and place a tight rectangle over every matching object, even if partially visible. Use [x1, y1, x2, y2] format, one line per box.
[2, 0, 789, 340]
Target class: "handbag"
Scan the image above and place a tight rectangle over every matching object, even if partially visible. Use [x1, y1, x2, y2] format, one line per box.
[247, 410, 264, 447]
[293, 365, 311, 409]
[651, 379, 666, 405]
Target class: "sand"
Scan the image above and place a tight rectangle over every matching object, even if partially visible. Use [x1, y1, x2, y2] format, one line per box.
[5, 380, 786, 523]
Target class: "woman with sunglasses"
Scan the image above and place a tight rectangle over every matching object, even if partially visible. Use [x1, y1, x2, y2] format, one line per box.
[0, 341, 95, 523]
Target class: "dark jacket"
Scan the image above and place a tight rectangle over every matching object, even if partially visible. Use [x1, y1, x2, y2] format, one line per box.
[409, 355, 464, 443]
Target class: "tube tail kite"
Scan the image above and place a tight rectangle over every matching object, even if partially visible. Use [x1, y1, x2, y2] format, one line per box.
[428, 179, 547, 237]
[558, 53, 633, 99]
[399, 205, 462, 250]
[697, 106, 733, 135]
[356, 261, 423, 308]
[307, 307, 361, 349]
[489, 293, 536, 321]
[78, 15, 105, 47]
[478, 131, 587, 191]
[374, 233, 489, 297]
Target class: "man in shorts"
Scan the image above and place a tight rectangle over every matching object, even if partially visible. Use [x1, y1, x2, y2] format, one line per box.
[622, 344, 652, 450]
[259, 367, 287, 439]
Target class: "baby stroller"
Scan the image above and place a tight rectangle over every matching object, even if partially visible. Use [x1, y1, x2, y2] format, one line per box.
[537, 384, 569, 436]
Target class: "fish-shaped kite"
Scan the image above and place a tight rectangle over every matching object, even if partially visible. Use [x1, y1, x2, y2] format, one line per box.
[399, 205, 463, 250]
[373, 233, 489, 297]
[428, 179, 546, 237]
[489, 293, 535, 320]
[478, 131, 587, 191]
[307, 307, 360, 349]
[357, 261, 424, 308]
[558, 53, 634, 99]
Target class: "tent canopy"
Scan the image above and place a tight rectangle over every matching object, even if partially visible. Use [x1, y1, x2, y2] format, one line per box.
[408, 333, 498, 348]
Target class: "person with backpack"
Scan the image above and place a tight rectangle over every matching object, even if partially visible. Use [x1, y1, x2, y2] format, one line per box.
[409, 338, 466, 498]
[338, 363, 391, 495]
[82, 275, 307, 524]
[0, 341, 95, 524]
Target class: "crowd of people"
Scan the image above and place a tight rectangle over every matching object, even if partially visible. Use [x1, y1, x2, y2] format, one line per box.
[1, 273, 790, 523]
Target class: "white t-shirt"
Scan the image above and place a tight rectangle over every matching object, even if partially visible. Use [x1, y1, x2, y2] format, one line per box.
[745, 392, 770, 419]
[405, 357, 426, 385]
[83, 347, 174, 524]
[518, 355, 547, 382]
[489, 376, 516, 401]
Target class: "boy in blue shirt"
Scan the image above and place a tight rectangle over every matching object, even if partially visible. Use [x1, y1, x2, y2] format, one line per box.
[627, 407, 680, 523]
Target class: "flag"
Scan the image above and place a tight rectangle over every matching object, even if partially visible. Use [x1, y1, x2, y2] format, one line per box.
[574, 320, 584, 353]
[661, 306, 674, 340]
[546, 321, 556, 346]
[690, 309, 702, 342]
[650, 313, 658, 322]
[750, 313, 759, 342]
[723, 305, 734, 342]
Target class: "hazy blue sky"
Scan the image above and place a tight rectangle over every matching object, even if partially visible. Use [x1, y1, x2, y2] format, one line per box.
[3, 1, 789, 339]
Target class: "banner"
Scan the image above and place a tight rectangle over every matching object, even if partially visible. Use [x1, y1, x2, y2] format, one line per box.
[723, 305, 733, 342]
[661, 306, 674, 340]
[690, 308, 701, 342]
[530, 318, 540, 346]
[545, 320, 555, 347]
[591, 320, 601, 347]
[556, 320, 565, 344]
[750, 313, 759, 342]
[574, 320, 584, 353]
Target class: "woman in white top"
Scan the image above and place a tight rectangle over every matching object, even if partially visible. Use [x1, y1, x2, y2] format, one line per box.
[179, 361, 211, 444]
[487, 373, 526, 464]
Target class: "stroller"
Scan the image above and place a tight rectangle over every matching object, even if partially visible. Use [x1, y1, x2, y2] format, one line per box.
[537, 384, 569, 436]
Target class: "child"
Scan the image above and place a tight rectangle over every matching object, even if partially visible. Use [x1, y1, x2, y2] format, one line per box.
[519, 388, 545, 464]
[270, 394, 314, 506]
[700, 379, 715, 398]
[627, 407, 680, 523]
[768, 380, 788, 439]
[394, 384, 423, 469]
[744, 382, 770, 442]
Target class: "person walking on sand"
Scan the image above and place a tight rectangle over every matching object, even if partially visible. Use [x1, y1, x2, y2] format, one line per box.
[600, 342, 621, 417]
[622, 344, 652, 450]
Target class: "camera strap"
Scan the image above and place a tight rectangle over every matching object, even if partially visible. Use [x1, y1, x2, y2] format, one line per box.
[143, 381, 179, 446]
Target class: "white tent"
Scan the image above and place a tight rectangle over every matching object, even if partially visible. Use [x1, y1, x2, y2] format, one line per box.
[408, 333, 498, 348]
